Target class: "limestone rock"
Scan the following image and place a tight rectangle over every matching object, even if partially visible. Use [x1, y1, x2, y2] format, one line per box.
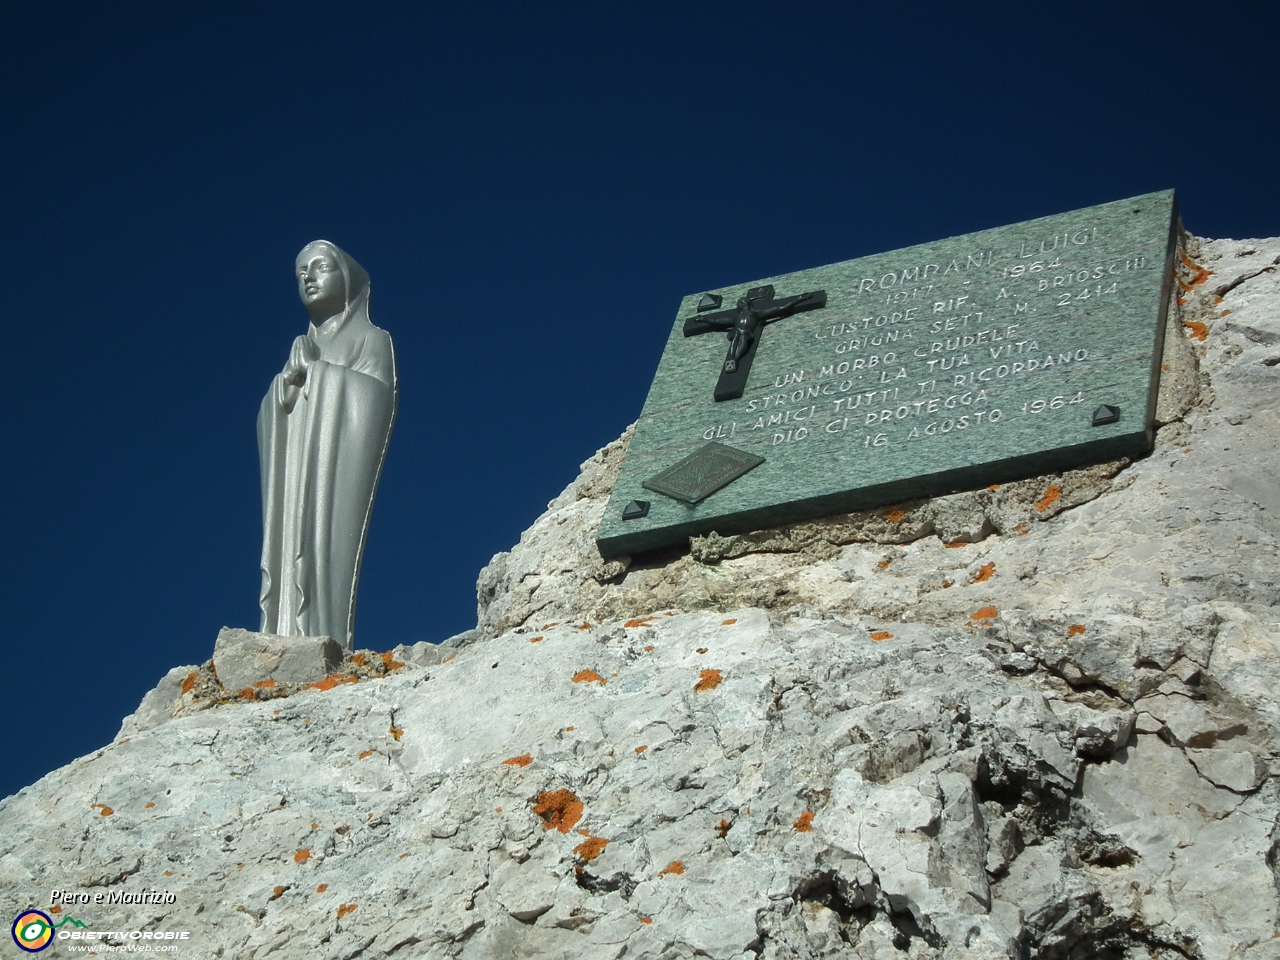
[1186, 747, 1268, 792]
[392, 639, 451, 667]
[116, 663, 199, 737]
[4, 234, 1280, 959]
[211, 627, 344, 691]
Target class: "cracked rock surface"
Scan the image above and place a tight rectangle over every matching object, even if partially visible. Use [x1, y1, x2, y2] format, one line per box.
[2, 235, 1279, 959]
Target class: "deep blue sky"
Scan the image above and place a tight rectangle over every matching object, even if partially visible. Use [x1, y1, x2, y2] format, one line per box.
[3, 2, 1277, 800]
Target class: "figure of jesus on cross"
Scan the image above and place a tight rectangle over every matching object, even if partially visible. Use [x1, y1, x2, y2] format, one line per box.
[683, 284, 827, 402]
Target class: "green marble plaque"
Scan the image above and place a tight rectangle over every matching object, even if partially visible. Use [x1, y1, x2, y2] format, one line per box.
[597, 191, 1179, 559]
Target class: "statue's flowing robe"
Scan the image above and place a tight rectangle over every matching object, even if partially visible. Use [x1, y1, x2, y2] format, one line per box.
[257, 288, 396, 649]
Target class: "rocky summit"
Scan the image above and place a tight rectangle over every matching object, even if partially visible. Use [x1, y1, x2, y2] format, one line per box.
[3, 234, 1280, 960]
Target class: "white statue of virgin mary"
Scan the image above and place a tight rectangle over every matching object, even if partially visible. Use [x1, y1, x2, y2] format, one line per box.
[257, 240, 397, 649]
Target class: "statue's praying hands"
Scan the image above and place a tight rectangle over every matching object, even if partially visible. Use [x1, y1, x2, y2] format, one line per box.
[284, 334, 320, 388]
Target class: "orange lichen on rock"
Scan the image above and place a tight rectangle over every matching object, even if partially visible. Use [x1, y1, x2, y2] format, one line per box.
[181, 672, 197, 694]
[1178, 249, 1213, 288]
[316, 884, 328, 893]
[974, 562, 996, 583]
[351, 653, 367, 667]
[639, 916, 653, 924]
[659, 861, 685, 877]
[442, 654, 457, 664]
[529, 636, 544, 643]
[91, 804, 113, 817]
[720, 619, 737, 626]
[695, 669, 723, 691]
[635, 745, 648, 754]
[573, 669, 607, 685]
[533, 789, 583, 833]
[302, 673, 358, 692]
[253, 678, 277, 689]
[294, 849, 310, 864]
[869, 631, 894, 641]
[502, 753, 534, 768]
[358, 750, 374, 760]
[885, 508, 906, 523]
[945, 541, 968, 549]
[643, 645, 655, 652]
[941, 580, 953, 589]
[380, 650, 405, 671]
[876, 559, 891, 569]
[574, 835, 610, 862]
[1036, 485, 1062, 512]
[987, 484, 1001, 491]
[145, 802, 155, 809]
[564, 726, 575, 732]
[717, 819, 732, 838]
[336, 903, 357, 920]
[625, 616, 658, 628]
[1183, 320, 1208, 342]
[270, 885, 287, 901]
[578, 621, 593, 631]
[1068, 624, 1087, 637]
[794, 811, 814, 832]
[696, 647, 708, 654]
[388, 726, 403, 741]
[1013, 521, 1030, 536]
[971, 606, 998, 622]
[50, 906, 60, 914]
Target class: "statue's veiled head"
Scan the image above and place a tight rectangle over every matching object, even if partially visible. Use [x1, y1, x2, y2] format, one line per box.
[296, 240, 370, 324]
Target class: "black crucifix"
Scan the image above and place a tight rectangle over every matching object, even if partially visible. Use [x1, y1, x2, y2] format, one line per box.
[683, 284, 827, 402]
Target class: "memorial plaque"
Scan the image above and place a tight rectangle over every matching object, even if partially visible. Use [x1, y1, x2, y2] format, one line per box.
[597, 191, 1179, 558]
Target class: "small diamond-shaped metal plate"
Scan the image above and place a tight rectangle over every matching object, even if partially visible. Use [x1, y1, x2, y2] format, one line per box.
[642, 442, 765, 505]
